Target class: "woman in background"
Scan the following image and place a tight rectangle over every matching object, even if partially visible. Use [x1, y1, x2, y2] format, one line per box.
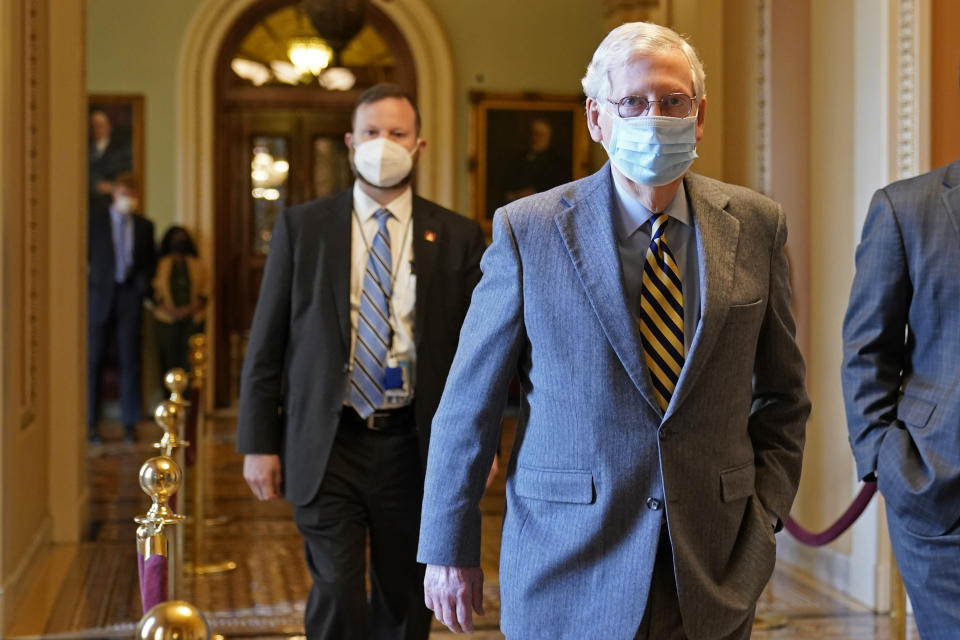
[152, 226, 207, 377]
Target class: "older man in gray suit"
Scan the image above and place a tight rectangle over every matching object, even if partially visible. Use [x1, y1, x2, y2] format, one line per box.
[418, 22, 809, 640]
[842, 153, 960, 639]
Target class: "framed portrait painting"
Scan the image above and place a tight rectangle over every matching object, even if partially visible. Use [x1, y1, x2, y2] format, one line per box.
[469, 92, 591, 234]
[87, 94, 144, 211]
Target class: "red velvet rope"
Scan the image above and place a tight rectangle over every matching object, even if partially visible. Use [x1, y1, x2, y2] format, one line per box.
[784, 481, 877, 546]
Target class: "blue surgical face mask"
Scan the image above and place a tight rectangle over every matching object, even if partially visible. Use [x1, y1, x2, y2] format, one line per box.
[604, 107, 699, 187]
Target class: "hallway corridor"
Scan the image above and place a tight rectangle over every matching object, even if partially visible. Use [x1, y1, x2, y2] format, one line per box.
[5, 417, 919, 639]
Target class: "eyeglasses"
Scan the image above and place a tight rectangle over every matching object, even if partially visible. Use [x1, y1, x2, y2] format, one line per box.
[607, 93, 697, 119]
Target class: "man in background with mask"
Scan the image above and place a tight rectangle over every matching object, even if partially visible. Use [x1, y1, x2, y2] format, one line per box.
[238, 83, 485, 640]
[88, 171, 156, 444]
[419, 22, 808, 639]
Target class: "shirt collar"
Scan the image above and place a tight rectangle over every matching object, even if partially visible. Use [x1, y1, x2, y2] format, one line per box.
[352, 181, 413, 224]
[610, 173, 691, 240]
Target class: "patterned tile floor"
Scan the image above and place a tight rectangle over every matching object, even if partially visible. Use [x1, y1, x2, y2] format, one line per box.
[5, 416, 919, 639]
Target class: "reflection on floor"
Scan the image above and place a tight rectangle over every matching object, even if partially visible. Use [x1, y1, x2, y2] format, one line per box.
[6, 417, 919, 639]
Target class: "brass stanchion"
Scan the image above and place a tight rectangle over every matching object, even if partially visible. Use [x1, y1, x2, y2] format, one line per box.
[890, 547, 907, 640]
[135, 456, 185, 600]
[184, 334, 236, 576]
[137, 600, 210, 640]
[155, 370, 191, 594]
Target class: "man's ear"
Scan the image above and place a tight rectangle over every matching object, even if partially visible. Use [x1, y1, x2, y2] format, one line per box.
[586, 98, 604, 143]
[695, 97, 707, 143]
[344, 131, 353, 149]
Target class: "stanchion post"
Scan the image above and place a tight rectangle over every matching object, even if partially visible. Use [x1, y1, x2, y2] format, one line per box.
[155, 370, 191, 596]
[890, 547, 907, 640]
[135, 456, 185, 601]
[185, 334, 236, 576]
[137, 600, 210, 640]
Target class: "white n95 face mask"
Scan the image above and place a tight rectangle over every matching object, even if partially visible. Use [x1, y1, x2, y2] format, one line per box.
[605, 110, 698, 187]
[353, 137, 418, 188]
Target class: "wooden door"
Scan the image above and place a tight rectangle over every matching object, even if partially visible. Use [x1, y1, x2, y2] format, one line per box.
[215, 107, 353, 406]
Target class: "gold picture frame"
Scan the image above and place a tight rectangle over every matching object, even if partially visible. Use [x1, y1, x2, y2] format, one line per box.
[88, 94, 145, 210]
[468, 91, 591, 235]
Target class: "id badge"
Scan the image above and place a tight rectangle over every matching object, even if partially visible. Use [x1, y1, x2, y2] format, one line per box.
[383, 356, 412, 405]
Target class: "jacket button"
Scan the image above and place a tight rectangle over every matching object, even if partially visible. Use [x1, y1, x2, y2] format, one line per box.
[342, 363, 350, 373]
[659, 429, 668, 440]
[646, 497, 662, 511]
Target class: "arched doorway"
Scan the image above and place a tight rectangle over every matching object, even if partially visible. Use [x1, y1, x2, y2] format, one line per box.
[211, 1, 417, 406]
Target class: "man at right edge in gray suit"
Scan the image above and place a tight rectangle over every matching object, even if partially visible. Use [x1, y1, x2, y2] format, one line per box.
[418, 22, 809, 640]
[841, 70, 960, 640]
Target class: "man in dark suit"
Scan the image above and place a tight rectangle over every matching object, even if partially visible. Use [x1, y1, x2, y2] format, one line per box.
[88, 172, 156, 443]
[89, 109, 132, 212]
[842, 154, 960, 639]
[238, 83, 485, 640]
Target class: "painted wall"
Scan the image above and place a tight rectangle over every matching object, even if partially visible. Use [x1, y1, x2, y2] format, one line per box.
[86, 0, 203, 239]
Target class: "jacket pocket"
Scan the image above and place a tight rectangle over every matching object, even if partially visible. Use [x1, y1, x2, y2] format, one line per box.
[514, 465, 595, 504]
[720, 461, 756, 502]
[897, 394, 935, 428]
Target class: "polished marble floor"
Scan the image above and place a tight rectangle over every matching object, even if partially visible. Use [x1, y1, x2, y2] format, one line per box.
[5, 416, 919, 640]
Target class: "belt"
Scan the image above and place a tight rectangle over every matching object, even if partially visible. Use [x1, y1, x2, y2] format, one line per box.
[340, 405, 415, 433]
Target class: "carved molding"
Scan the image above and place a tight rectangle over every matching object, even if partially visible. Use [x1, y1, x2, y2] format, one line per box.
[757, 0, 771, 194]
[895, 0, 920, 179]
[19, 0, 46, 429]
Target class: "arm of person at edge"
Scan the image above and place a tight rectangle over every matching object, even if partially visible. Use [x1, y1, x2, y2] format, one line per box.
[748, 207, 811, 533]
[238, 211, 295, 502]
[421, 209, 526, 633]
[841, 189, 909, 483]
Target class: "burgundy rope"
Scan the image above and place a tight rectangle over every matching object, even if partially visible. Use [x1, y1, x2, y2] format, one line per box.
[784, 481, 877, 546]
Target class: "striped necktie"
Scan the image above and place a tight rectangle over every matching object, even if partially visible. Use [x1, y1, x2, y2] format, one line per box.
[638, 213, 684, 411]
[349, 208, 393, 418]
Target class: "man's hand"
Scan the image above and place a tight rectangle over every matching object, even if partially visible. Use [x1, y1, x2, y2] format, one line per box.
[243, 454, 283, 500]
[424, 564, 485, 633]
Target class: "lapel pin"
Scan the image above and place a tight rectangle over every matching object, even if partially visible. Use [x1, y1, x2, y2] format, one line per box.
[424, 230, 436, 243]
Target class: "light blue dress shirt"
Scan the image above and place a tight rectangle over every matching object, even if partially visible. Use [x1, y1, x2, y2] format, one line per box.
[109, 207, 133, 283]
[610, 175, 701, 355]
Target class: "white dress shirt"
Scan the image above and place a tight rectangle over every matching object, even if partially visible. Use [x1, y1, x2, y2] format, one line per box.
[346, 181, 417, 407]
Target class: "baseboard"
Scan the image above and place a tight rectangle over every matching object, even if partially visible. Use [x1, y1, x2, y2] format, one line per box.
[776, 534, 852, 600]
[0, 515, 53, 632]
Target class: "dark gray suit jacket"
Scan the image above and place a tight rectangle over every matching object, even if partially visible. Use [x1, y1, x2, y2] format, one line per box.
[87, 207, 156, 325]
[843, 159, 960, 537]
[236, 188, 485, 506]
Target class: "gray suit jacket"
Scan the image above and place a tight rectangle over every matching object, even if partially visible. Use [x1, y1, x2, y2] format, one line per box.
[418, 165, 809, 639]
[236, 189, 485, 506]
[842, 159, 960, 537]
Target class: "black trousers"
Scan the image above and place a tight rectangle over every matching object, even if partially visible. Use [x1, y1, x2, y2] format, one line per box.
[293, 420, 431, 640]
[87, 280, 143, 429]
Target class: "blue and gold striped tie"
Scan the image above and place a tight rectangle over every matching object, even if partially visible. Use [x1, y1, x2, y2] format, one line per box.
[638, 213, 684, 411]
[349, 208, 393, 418]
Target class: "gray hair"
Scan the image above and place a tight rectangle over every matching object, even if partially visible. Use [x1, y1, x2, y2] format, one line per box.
[581, 22, 706, 102]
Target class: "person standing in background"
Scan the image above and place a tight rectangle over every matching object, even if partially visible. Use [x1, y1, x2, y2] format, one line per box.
[152, 226, 207, 378]
[88, 172, 156, 444]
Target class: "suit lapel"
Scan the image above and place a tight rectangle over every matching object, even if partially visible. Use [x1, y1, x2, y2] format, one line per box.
[413, 199, 438, 348]
[940, 160, 960, 237]
[554, 167, 661, 414]
[328, 191, 353, 355]
[664, 174, 740, 420]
